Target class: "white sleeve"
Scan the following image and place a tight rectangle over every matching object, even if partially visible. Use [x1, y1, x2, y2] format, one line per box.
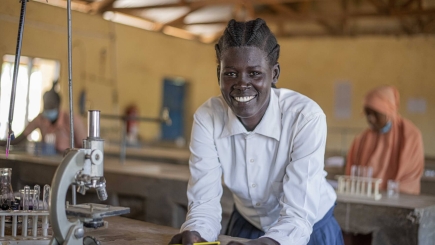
[180, 111, 223, 242]
[263, 113, 327, 245]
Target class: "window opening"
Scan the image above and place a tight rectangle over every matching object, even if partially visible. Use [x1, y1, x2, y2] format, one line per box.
[0, 55, 60, 141]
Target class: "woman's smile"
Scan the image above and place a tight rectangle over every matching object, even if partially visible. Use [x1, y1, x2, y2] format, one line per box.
[233, 95, 257, 103]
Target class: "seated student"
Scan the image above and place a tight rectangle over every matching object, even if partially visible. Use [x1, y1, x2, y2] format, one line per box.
[169, 18, 343, 245]
[1, 86, 86, 153]
[345, 85, 424, 195]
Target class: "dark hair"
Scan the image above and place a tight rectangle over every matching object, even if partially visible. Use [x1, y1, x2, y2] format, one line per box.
[215, 18, 280, 65]
[215, 18, 280, 87]
[43, 82, 61, 106]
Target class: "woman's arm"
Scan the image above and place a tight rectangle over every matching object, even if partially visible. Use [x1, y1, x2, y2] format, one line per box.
[175, 110, 223, 242]
[0, 116, 40, 146]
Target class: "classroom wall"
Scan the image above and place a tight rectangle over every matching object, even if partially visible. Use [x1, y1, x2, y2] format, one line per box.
[1, 2, 434, 156]
[278, 37, 435, 157]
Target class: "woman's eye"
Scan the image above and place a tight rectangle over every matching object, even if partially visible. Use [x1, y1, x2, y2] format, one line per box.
[250, 71, 260, 76]
[224, 72, 236, 77]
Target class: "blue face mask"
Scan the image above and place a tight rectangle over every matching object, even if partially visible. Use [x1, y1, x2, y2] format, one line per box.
[380, 121, 392, 134]
[43, 109, 58, 121]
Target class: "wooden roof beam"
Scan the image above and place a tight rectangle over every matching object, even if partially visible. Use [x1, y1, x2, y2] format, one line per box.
[366, 0, 388, 12]
[257, 7, 435, 21]
[269, 2, 342, 34]
[159, 5, 204, 30]
[90, 0, 117, 14]
[109, 0, 324, 11]
[423, 16, 435, 32]
[33, 0, 91, 12]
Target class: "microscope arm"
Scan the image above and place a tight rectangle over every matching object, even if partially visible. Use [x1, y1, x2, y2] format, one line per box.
[49, 149, 87, 245]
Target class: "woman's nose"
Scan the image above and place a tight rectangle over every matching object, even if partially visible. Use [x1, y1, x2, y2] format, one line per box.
[233, 75, 251, 90]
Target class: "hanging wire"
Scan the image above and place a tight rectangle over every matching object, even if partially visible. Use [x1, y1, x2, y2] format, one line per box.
[67, 0, 74, 149]
[66, 0, 77, 205]
[5, 0, 29, 157]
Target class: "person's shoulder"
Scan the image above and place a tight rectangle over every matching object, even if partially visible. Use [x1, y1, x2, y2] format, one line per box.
[274, 88, 324, 118]
[399, 117, 422, 138]
[354, 128, 374, 142]
[194, 95, 227, 118]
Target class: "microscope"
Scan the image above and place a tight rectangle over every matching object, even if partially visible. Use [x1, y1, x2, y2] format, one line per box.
[49, 110, 129, 245]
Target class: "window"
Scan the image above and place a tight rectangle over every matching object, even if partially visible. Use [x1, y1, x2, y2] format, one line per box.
[0, 55, 60, 141]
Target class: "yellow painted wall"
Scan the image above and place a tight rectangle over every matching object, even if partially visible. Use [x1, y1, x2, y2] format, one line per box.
[1, 2, 434, 156]
[278, 37, 435, 157]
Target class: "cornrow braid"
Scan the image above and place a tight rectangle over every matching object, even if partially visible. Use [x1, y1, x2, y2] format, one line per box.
[215, 18, 280, 67]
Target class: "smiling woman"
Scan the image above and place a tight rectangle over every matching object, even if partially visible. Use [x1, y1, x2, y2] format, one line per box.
[169, 18, 344, 245]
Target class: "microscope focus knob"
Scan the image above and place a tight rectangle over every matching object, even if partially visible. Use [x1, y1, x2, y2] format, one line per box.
[90, 150, 103, 165]
[74, 227, 85, 239]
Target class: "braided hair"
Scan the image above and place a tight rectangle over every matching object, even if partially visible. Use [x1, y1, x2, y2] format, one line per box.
[215, 18, 280, 87]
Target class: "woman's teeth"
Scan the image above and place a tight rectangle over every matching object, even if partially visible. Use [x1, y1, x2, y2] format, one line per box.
[234, 96, 255, 102]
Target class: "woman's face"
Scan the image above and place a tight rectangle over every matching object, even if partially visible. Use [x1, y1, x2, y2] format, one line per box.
[364, 107, 388, 131]
[219, 46, 279, 130]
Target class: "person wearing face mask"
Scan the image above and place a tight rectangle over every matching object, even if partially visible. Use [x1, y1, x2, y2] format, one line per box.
[345, 85, 424, 195]
[0, 86, 86, 153]
[169, 18, 343, 245]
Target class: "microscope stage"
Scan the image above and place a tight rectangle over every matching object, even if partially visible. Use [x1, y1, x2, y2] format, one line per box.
[66, 203, 130, 219]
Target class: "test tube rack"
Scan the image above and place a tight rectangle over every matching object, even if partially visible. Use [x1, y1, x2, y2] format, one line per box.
[0, 210, 50, 244]
[335, 175, 383, 200]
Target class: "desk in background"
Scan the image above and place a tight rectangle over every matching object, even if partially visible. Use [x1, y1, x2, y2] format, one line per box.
[335, 193, 435, 245]
[104, 144, 190, 164]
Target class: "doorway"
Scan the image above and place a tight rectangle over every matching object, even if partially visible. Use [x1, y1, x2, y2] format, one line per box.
[160, 78, 187, 144]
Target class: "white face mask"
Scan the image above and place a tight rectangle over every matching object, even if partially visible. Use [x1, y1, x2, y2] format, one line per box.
[43, 109, 58, 121]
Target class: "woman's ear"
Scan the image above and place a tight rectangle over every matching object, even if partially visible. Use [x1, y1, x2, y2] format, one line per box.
[272, 63, 280, 85]
[216, 65, 221, 85]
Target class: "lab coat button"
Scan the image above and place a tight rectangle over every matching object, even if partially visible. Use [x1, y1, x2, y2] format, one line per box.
[250, 159, 254, 163]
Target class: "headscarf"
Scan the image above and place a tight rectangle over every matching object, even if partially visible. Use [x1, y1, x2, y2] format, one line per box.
[363, 85, 400, 119]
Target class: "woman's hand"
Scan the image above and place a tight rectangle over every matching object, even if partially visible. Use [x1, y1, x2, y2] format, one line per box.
[228, 237, 279, 245]
[168, 230, 207, 245]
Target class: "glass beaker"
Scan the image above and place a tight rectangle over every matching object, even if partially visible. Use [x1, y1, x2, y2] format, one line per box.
[0, 168, 14, 210]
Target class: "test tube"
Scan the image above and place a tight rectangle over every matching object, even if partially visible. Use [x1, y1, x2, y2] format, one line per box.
[366, 166, 373, 178]
[350, 165, 357, 177]
[43, 185, 50, 211]
[23, 186, 30, 211]
[33, 185, 40, 211]
[42, 215, 49, 236]
[338, 176, 345, 193]
[22, 186, 29, 237]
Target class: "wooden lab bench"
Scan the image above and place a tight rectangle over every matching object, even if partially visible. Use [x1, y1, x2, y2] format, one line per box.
[87, 216, 246, 245]
[2, 152, 435, 244]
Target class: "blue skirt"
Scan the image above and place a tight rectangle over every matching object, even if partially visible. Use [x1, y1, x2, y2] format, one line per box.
[225, 205, 344, 245]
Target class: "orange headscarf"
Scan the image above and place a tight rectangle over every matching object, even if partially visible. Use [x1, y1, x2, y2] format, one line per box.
[346, 86, 424, 194]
